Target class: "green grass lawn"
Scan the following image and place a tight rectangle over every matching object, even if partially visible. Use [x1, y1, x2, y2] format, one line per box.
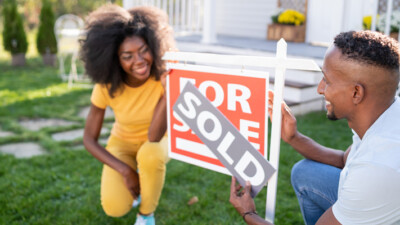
[0, 55, 353, 224]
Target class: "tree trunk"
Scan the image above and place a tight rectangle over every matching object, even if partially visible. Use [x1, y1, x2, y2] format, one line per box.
[42, 52, 56, 67]
[11, 53, 26, 66]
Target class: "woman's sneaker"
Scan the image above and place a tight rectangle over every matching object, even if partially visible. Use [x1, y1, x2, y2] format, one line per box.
[134, 213, 155, 225]
[132, 195, 141, 208]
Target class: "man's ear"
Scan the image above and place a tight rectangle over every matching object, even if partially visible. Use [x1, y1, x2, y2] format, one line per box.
[353, 83, 364, 104]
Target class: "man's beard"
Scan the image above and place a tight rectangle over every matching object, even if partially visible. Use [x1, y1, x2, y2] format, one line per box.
[327, 110, 338, 121]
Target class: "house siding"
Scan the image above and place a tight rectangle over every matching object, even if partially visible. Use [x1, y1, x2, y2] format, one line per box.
[215, 0, 277, 39]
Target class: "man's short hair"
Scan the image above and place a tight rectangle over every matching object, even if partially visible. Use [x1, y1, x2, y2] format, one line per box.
[334, 31, 400, 70]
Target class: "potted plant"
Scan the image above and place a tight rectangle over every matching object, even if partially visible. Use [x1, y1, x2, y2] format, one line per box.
[362, 12, 400, 40]
[362, 15, 377, 30]
[2, 0, 28, 66]
[267, 9, 306, 42]
[36, 0, 57, 66]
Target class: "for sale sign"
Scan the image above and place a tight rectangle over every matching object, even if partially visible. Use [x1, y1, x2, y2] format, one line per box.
[164, 45, 321, 221]
[166, 64, 275, 194]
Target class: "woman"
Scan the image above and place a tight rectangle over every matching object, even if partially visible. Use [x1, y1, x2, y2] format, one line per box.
[81, 4, 175, 225]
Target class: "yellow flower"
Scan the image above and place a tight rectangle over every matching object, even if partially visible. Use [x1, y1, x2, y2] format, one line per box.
[277, 9, 305, 26]
[363, 14, 379, 30]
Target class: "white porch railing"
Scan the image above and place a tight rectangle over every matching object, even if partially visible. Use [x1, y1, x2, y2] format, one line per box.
[123, 0, 204, 36]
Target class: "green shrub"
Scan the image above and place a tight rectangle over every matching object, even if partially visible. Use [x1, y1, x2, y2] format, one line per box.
[2, 0, 28, 54]
[37, 0, 57, 54]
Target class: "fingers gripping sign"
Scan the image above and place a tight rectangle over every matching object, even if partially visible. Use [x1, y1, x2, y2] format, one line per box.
[268, 90, 298, 144]
[230, 177, 256, 215]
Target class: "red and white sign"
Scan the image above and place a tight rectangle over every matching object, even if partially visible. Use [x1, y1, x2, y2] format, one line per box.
[167, 64, 269, 175]
[163, 46, 321, 222]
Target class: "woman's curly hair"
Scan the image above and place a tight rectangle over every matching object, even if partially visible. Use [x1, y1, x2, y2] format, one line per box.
[80, 4, 175, 97]
[334, 30, 400, 71]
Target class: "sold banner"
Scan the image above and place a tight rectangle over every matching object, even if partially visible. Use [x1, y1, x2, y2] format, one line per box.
[173, 81, 275, 196]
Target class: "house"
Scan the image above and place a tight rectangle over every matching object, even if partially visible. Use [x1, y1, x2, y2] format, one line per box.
[123, 0, 396, 44]
[122, 0, 399, 115]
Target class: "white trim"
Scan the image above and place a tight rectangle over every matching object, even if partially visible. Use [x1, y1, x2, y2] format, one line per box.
[166, 63, 269, 79]
[176, 138, 217, 159]
[264, 74, 269, 161]
[167, 75, 173, 166]
[163, 51, 321, 71]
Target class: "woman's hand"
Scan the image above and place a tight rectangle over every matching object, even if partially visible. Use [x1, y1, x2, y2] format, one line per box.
[84, 104, 141, 198]
[121, 166, 140, 199]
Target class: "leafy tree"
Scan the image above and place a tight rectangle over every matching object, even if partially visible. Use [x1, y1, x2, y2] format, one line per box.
[2, 0, 28, 54]
[36, 0, 57, 54]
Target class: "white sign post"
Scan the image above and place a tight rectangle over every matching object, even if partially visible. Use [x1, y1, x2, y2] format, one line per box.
[266, 40, 287, 223]
[163, 39, 321, 223]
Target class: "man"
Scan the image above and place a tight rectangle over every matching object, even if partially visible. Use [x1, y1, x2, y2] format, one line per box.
[230, 30, 400, 225]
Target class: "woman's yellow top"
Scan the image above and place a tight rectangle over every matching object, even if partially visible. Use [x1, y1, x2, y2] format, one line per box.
[91, 77, 164, 142]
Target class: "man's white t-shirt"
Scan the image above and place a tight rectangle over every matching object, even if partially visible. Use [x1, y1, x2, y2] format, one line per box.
[332, 97, 400, 225]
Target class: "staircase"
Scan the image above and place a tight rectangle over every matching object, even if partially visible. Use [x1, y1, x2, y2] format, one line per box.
[270, 69, 325, 115]
[175, 38, 326, 116]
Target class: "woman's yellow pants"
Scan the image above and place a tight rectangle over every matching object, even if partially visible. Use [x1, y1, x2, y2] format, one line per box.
[100, 135, 168, 217]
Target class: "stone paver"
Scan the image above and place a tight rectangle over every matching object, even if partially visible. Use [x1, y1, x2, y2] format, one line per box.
[0, 142, 46, 158]
[70, 145, 85, 151]
[104, 122, 114, 127]
[0, 130, 14, 137]
[99, 137, 109, 145]
[78, 106, 114, 119]
[51, 127, 109, 141]
[69, 137, 109, 151]
[19, 118, 79, 131]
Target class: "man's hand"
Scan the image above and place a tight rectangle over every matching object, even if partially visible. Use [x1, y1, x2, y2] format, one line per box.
[268, 90, 299, 144]
[230, 177, 275, 225]
[229, 177, 256, 216]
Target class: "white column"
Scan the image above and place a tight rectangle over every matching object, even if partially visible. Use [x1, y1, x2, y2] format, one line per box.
[371, 0, 379, 31]
[342, 0, 364, 31]
[385, 0, 393, 35]
[123, 0, 135, 9]
[201, 0, 217, 44]
[306, 0, 344, 43]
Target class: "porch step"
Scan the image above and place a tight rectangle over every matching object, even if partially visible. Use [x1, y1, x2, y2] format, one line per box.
[286, 99, 325, 115]
[174, 42, 325, 115]
[271, 68, 323, 85]
[270, 77, 322, 103]
[272, 68, 325, 115]
[223, 65, 324, 113]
